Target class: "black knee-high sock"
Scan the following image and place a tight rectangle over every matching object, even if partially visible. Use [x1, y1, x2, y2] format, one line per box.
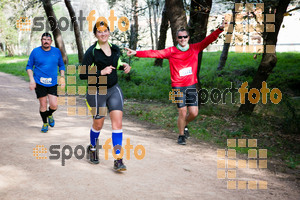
[48, 107, 56, 117]
[40, 111, 48, 123]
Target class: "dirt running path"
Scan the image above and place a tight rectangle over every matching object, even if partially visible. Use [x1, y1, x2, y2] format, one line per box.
[0, 72, 299, 200]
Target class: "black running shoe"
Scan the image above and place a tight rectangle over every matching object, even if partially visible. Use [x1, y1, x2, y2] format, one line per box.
[87, 145, 99, 164]
[114, 158, 127, 171]
[184, 126, 190, 139]
[178, 135, 186, 145]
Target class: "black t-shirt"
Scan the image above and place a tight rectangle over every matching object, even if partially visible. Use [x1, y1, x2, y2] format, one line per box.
[80, 42, 122, 89]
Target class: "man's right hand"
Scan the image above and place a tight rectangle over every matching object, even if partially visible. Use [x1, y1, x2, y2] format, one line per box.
[125, 48, 137, 56]
[219, 19, 227, 30]
[29, 80, 36, 90]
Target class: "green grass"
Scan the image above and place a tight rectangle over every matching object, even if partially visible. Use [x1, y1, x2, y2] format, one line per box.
[0, 55, 30, 80]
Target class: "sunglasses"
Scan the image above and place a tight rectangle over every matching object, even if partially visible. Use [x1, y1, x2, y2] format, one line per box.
[178, 35, 188, 39]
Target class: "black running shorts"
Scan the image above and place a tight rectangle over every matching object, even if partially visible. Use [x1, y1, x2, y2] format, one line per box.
[86, 84, 124, 119]
[171, 84, 198, 108]
[35, 83, 58, 99]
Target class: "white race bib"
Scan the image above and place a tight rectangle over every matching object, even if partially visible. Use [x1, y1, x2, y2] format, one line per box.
[179, 67, 192, 77]
[40, 77, 52, 84]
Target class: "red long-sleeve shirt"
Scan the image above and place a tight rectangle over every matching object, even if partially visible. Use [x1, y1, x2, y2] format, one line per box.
[136, 28, 223, 87]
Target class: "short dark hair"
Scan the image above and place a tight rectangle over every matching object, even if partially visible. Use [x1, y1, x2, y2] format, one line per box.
[176, 28, 189, 37]
[41, 32, 52, 39]
[93, 21, 110, 35]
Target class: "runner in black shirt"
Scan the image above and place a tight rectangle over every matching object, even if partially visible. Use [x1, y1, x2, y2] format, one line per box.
[80, 21, 131, 171]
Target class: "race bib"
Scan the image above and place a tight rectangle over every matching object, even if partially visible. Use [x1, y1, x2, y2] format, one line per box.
[40, 77, 52, 84]
[179, 67, 192, 77]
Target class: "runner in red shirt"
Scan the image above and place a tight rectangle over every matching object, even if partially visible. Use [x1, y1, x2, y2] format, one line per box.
[126, 24, 224, 145]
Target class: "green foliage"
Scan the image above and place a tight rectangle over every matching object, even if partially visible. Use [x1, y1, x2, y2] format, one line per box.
[118, 57, 172, 102]
[0, 1, 18, 55]
[280, 95, 300, 134]
[286, 155, 300, 169]
[268, 52, 300, 96]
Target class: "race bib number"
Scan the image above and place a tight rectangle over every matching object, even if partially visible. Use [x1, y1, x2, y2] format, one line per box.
[179, 67, 192, 77]
[40, 77, 52, 85]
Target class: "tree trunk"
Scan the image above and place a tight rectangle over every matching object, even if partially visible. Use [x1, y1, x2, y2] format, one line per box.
[154, 4, 168, 66]
[26, 25, 34, 55]
[130, 0, 139, 50]
[189, 0, 212, 106]
[133, 0, 139, 49]
[165, 0, 187, 46]
[238, 0, 290, 115]
[0, 43, 4, 52]
[64, 0, 84, 63]
[217, 0, 240, 71]
[18, 29, 22, 55]
[152, 0, 158, 49]
[6, 44, 14, 57]
[42, 0, 68, 65]
[147, 0, 154, 50]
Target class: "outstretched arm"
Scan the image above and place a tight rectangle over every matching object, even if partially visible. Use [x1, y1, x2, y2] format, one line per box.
[192, 21, 225, 53]
[125, 47, 171, 59]
[125, 48, 137, 56]
[219, 20, 225, 30]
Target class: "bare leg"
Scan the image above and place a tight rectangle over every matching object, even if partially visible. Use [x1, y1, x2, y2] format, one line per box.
[38, 96, 48, 112]
[177, 106, 187, 135]
[185, 106, 198, 126]
[92, 118, 105, 131]
[109, 110, 123, 130]
[48, 94, 58, 110]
